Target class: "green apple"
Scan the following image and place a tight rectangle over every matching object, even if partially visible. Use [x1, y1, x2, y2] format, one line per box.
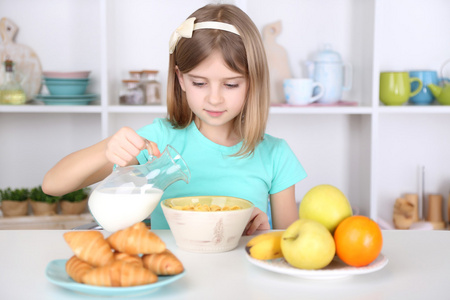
[281, 219, 335, 270]
[299, 184, 352, 233]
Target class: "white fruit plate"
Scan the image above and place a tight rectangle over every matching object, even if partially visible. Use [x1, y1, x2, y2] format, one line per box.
[246, 252, 388, 280]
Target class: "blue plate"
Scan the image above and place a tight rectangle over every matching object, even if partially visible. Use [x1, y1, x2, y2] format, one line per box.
[45, 259, 185, 297]
[35, 94, 98, 105]
[39, 99, 95, 105]
[36, 94, 97, 99]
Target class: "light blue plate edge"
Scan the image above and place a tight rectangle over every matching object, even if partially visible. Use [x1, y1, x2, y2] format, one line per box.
[41, 100, 93, 105]
[45, 259, 185, 296]
[35, 94, 98, 99]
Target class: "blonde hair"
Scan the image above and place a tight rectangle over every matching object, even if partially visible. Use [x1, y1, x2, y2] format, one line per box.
[167, 4, 270, 157]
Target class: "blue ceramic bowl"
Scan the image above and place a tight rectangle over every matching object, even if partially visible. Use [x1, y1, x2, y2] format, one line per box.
[45, 80, 89, 95]
[44, 77, 89, 83]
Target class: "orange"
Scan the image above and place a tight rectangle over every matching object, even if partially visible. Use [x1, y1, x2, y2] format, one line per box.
[334, 215, 383, 267]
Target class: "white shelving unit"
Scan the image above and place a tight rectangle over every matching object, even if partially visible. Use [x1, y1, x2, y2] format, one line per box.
[1, 0, 449, 228]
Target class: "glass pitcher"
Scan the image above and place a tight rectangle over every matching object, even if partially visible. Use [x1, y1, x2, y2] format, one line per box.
[88, 145, 190, 232]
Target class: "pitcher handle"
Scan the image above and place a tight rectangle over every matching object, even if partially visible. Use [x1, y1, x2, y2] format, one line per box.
[305, 60, 314, 79]
[409, 77, 423, 98]
[342, 62, 352, 91]
[144, 139, 160, 162]
[441, 58, 450, 85]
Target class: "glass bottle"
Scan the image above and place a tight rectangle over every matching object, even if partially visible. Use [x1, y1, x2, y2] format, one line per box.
[0, 59, 26, 105]
[141, 70, 162, 105]
[129, 70, 142, 80]
[119, 79, 145, 105]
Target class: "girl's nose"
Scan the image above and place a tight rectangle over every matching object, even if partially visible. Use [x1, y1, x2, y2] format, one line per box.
[207, 84, 223, 105]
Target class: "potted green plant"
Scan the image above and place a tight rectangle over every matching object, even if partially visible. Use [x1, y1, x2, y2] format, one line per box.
[0, 188, 29, 217]
[29, 186, 59, 216]
[60, 188, 89, 215]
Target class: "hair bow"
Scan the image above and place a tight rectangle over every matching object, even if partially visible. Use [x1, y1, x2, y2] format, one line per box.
[169, 17, 240, 54]
[169, 17, 196, 54]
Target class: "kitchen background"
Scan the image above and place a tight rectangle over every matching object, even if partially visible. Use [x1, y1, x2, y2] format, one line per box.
[0, 0, 449, 229]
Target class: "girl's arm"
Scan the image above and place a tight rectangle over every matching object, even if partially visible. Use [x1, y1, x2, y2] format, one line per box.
[42, 138, 116, 196]
[42, 127, 158, 196]
[270, 185, 298, 229]
[243, 185, 298, 235]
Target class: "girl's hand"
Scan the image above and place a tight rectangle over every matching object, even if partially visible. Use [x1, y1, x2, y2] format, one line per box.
[105, 127, 160, 167]
[244, 207, 271, 235]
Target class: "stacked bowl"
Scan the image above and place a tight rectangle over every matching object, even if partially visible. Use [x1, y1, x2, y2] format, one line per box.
[36, 71, 97, 105]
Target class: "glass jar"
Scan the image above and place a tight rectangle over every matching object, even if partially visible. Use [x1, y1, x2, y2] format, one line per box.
[129, 70, 142, 80]
[0, 59, 26, 105]
[141, 70, 162, 105]
[119, 79, 144, 105]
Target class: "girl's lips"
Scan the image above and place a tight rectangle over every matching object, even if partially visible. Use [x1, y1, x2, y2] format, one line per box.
[205, 110, 225, 117]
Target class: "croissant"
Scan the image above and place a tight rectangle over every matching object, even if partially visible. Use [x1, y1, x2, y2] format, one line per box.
[142, 249, 184, 275]
[65, 255, 94, 283]
[63, 231, 114, 267]
[82, 261, 158, 287]
[107, 222, 166, 255]
[113, 252, 143, 268]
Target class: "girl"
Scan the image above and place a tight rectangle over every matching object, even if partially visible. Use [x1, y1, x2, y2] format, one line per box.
[42, 4, 307, 235]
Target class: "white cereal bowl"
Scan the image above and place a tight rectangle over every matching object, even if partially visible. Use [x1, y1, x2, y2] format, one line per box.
[161, 196, 254, 253]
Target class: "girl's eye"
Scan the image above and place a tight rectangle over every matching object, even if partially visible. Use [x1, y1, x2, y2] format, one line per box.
[225, 83, 239, 88]
[192, 82, 205, 87]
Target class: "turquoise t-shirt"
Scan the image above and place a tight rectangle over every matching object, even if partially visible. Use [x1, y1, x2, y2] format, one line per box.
[136, 118, 307, 229]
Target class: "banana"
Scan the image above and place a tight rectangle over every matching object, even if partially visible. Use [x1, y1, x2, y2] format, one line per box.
[246, 231, 285, 260]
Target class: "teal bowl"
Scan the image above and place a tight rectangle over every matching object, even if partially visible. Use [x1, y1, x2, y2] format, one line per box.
[45, 80, 89, 95]
[44, 77, 89, 84]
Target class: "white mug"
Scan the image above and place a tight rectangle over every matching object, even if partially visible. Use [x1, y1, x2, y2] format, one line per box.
[283, 78, 325, 105]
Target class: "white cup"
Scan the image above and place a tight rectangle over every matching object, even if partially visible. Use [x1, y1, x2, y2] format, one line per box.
[283, 78, 325, 105]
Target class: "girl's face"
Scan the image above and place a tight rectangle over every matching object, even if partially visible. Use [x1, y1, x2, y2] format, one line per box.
[176, 51, 248, 136]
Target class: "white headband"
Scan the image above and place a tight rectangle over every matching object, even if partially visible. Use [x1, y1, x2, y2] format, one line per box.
[169, 17, 240, 54]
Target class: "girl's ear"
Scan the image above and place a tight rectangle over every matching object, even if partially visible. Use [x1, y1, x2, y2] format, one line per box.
[175, 66, 186, 92]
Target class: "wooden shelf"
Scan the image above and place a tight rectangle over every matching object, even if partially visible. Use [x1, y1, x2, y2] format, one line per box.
[0, 104, 102, 113]
[0, 213, 95, 230]
[1, 0, 449, 230]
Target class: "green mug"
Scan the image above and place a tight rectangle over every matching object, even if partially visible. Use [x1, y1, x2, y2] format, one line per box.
[380, 72, 422, 106]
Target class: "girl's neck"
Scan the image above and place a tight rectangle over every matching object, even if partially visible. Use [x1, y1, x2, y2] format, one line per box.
[194, 118, 241, 147]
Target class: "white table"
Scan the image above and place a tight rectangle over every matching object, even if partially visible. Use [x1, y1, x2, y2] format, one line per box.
[0, 229, 448, 299]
